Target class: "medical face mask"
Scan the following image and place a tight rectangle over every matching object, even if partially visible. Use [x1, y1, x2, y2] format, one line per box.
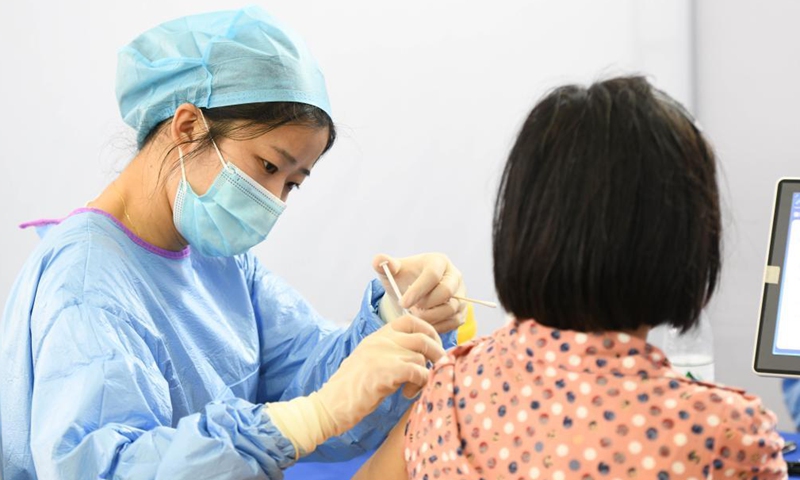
[173, 136, 286, 257]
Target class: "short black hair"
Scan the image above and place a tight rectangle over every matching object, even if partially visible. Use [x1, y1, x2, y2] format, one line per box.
[493, 76, 721, 333]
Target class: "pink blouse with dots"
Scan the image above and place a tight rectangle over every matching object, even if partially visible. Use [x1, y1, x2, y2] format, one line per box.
[404, 320, 787, 480]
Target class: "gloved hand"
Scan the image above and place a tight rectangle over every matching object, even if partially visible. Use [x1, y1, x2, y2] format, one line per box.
[373, 253, 467, 333]
[265, 315, 445, 458]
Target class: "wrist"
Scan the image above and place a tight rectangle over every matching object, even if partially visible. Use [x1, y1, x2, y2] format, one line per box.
[265, 391, 340, 458]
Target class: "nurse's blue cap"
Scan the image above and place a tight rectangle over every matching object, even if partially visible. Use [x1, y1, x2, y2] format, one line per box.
[116, 6, 332, 148]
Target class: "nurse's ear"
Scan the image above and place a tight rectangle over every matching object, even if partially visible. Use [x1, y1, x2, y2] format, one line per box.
[169, 103, 203, 145]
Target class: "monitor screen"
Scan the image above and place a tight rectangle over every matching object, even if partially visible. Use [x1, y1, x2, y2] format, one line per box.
[754, 180, 800, 376]
[773, 193, 800, 356]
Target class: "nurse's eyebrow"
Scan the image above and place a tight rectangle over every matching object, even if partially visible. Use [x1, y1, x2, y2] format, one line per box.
[272, 146, 311, 177]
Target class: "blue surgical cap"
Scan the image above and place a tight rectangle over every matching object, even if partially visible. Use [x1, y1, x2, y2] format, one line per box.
[116, 6, 332, 147]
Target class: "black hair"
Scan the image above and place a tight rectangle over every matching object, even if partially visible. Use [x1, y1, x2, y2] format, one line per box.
[492, 76, 720, 333]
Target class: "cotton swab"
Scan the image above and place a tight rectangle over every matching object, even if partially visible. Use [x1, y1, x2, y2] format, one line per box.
[453, 295, 498, 309]
[380, 261, 497, 310]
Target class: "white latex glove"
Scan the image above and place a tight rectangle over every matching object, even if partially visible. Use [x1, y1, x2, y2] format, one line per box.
[373, 253, 467, 333]
[265, 315, 445, 458]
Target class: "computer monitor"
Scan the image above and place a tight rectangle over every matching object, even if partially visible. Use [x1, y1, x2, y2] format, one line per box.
[754, 178, 800, 376]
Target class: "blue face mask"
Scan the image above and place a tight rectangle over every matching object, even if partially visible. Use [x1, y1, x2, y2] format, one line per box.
[173, 126, 286, 257]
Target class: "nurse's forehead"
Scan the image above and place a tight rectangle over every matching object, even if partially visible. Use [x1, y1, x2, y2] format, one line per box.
[242, 124, 328, 167]
[270, 144, 312, 177]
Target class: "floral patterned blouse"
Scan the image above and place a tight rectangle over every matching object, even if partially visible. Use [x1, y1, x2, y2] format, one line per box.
[404, 320, 787, 479]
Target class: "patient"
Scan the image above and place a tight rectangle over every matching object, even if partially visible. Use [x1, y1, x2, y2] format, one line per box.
[355, 76, 786, 479]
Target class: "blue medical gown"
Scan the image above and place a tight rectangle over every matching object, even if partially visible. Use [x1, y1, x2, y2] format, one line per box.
[0, 210, 455, 479]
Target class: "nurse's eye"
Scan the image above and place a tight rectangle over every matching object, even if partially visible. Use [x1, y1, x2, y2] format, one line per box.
[262, 160, 278, 174]
[288, 182, 301, 191]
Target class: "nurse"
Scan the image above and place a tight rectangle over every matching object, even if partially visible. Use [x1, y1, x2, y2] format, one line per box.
[0, 7, 466, 480]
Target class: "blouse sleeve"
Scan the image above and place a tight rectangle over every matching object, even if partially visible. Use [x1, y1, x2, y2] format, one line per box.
[404, 348, 473, 479]
[711, 392, 787, 479]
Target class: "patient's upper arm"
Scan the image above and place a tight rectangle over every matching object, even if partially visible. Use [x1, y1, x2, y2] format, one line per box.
[355, 352, 462, 480]
[353, 409, 411, 480]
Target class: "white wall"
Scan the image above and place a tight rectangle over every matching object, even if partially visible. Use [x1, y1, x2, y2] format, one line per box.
[694, 0, 800, 431]
[1, 0, 692, 406]
[0, 0, 693, 330]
